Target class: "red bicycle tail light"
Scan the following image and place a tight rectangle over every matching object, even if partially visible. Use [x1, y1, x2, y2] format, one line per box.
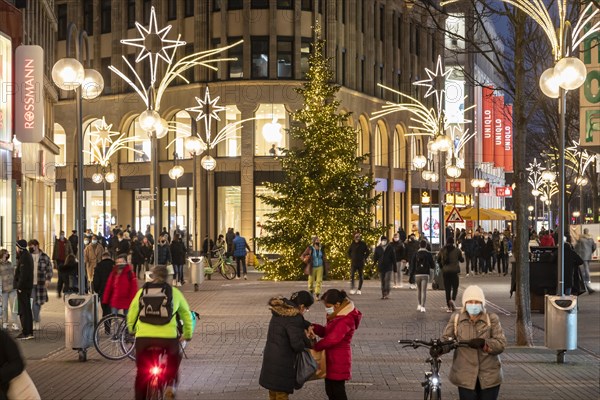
[150, 366, 162, 376]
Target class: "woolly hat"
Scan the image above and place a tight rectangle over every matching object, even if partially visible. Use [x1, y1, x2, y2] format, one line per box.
[462, 285, 486, 307]
[16, 239, 28, 250]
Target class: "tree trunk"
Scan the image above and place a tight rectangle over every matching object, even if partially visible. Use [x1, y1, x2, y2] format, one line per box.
[513, 9, 534, 346]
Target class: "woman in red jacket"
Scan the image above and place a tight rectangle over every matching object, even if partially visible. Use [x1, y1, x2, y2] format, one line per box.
[102, 254, 138, 316]
[310, 289, 362, 400]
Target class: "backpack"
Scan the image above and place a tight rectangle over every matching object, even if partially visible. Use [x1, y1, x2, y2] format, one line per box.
[138, 282, 174, 325]
[414, 252, 429, 274]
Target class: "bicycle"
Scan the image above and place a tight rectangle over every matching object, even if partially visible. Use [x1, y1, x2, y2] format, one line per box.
[398, 338, 468, 400]
[205, 248, 236, 280]
[93, 313, 136, 361]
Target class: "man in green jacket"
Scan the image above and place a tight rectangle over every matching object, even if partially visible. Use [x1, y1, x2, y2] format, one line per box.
[128, 265, 193, 400]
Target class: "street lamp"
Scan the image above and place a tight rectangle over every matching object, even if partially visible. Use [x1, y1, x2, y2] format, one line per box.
[51, 23, 103, 294]
[91, 166, 116, 237]
[169, 153, 184, 236]
[471, 169, 487, 232]
[185, 136, 203, 253]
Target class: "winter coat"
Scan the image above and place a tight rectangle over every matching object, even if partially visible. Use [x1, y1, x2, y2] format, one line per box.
[301, 245, 329, 275]
[84, 243, 104, 272]
[61, 261, 77, 276]
[373, 245, 396, 273]
[539, 234, 555, 247]
[0, 261, 14, 293]
[156, 243, 172, 265]
[575, 234, 596, 261]
[102, 265, 137, 310]
[68, 234, 78, 256]
[114, 239, 131, 257]
[442, 310, 506, 390]
[141, 244, 153, 263]
[170, 240, 187, 265]
[14, 250, 33, 291]
[225, 230, 235, 253]
[32, 252, 53, 306]
[461, 238, 477, 258]
[437, 245, 464, 275]
[259, 297, 312, 394]
[553, 244, 584, 291]
[0, 329, 25, 399]
[409, 248, 435, 277]
[130, 241, 144, 265]
[404, 240, 420, 264]
[93, 259, 114, 300]
[312, 301, 362, 381]
[390, 240, 405, 262]
[232, 236, 249, 258]
[479, 238, 494, 258]
[51, 238, 73, 263]
[347, 240, 370, 268]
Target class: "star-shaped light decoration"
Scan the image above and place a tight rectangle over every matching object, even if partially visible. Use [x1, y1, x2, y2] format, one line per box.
[414, 55, 454, 114]
[185, 87, 226, 143]
[120, 6, 186, 85]
[89, 117, 119, 148]
[85, 117, 143, 167]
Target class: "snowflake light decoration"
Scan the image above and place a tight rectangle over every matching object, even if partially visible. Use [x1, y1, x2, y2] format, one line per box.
[120, 6, 186, 85]
[86, 117, 142, 167]
[185, 87, 226, 143]
[414, 55, 454, 115]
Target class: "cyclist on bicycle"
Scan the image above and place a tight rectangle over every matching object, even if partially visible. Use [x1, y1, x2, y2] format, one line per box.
[128, 265, 193, 400]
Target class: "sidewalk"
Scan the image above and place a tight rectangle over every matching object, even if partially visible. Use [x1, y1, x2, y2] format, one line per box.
[15, 265, 600, 400]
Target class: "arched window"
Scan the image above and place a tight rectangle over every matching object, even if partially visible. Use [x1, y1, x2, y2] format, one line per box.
[54, 123, 67, 166]
[167, 110, 192, 160]
[255, 104, 288, 156]
[356, 124, 363, 158]
[374, 125, 383, 166]
[358, 115, 370, 164]
[83, 118, 102, 165]
[127, 116, 151, 162]
[216, 105, 242, 157]
[393, 126, 406, 169]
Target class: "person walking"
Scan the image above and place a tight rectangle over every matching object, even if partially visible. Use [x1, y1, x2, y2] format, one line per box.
[225, 228, 235, 258]
[301, 236, 328, 298]
[102, 254, 137, 316]
[404, 234, 420, 289]
[408, 240, 436, 312]
[156, 235, 172, 268]
[437, 237, 464, 313]
[442, 285, 506, 400]
[0, 328, 41, 400]
[0, 249, 19, 331]
[61, 254, 78, 295]
[500, 234, 512, 276]
[130, 236, 145, 279]
[170, 233, 187, 287]
[461, 232, 477, 277]
[232, 232, 252, 280]
[373, 236, 395, 300]
[259, 291, 314, 399]
[28, 240, 52, 331]
[347, 233, 369, 295]
[478, 233, 493, 275]
[14, 240, 34, 340]
[140, 237, 153, 275]
[93, 251, 114, 321]
[51, 231, 73, 295]
[68, 230, 78, 257]
[575, 228, 596, 294]
[83, 235, 104, 290]
[390, 233, 405, 288]
[310, 289, 362, 400]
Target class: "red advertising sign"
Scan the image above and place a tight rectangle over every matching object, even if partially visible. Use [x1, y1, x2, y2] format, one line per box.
[482, 86, 495, 163]
[495, 186, 513, 197]
[15, 45, 44, 143]
[504, 104, 513, 172]
[493, 95, 505, 169]
[446, 181, 462, 192]
[479, 182, 490, 194]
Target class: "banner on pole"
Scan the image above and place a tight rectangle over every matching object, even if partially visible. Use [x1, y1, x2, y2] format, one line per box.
[482, 86, 495, 163]
[493, 95, 505, 169]
[504, 104, 513, 172]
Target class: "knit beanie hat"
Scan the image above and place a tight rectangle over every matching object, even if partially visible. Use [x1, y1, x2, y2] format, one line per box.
[462, 285, 486, 307]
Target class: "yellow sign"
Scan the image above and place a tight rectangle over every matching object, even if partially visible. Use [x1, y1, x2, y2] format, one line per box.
[422, 191, 431, 204]
[445, 193, 472, 205]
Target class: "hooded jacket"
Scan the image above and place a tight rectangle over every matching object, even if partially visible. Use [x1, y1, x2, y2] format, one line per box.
[259, 297, 311, 394]
[102, 264, 137, 310]
[312, 301, 362, 381]
[442, 310, 506, 390]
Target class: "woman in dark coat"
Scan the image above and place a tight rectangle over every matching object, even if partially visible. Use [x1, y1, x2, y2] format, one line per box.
[170, 234, 187, 286]
[130, 237, 144, 279]
[259, 291, 314, 399]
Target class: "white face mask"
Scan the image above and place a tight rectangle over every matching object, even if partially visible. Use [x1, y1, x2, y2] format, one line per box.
[84, 240, 89, 245]
[381, 240, 388, 246]
[92, 240, 98, 244]
[325, 306, 335, 315]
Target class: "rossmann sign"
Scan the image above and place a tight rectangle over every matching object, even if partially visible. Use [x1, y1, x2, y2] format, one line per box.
[15, 45, 44, 143]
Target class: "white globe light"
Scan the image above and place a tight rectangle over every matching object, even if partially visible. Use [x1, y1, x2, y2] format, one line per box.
[92, 173, 103, 184]
[81, 69, 104, 100]
[427, 139, 439, 155]
[447, 164, 462, 178]
[528, 205, 534, 212]
[575, 176, 588, 186]
[539, 67, 560, 99]
[168, 169, 177, 180]
[412, 155, 427, 169]
[52, 58, 84, 91]
[185, 136, 203, 154]
[435, 135, 452, 152]
[422, 170, 432, 181]
[541, 170, 556, 182]
[201, 155, 216, 171]
[105, 172, 116, 183]
[429, 172, 439, 183]
[572, 211, 581, 218]
[555, 57, 587, 91]
[262, 118, 283, 143]
[540, 195, 548, 202]
[169, 165, 184, 179]
[154, 118, 169, 139]
[139, 109, 160, 132]
[531, 188, 541, 197]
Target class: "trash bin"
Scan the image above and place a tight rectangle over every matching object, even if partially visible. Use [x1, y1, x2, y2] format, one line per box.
[65, 293, 98, 362]
[189, 256, 205, 291]
[545, 295, 577, 358]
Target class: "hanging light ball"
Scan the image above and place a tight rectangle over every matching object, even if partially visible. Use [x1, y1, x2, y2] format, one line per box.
[539, 67, 560, 99]
[105, 172, 117, 183]
[446, 164, 462, 178]
[435, 135, 452, 152]
[81, 69, 104, 100]
[154, 118, 169, 139]
[531, 188, 541, 197]
[422, 170, 432, 181]
[185, 136, 203, 155]
[429, 172, 439, 183]
[201, 155, 216, 171]
[169, 165, 184, 180]
[541, 170, 556, 182]
[555, 57, 587, 91]
[92, 173, 103, 184]
[139, 109, 160, 132]
[52, 58, 84, 91]
[412, 155, 427, 169]
[575, 175, 588, 186]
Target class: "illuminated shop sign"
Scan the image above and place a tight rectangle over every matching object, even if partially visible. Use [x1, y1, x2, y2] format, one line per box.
[15, 45, 44, 143]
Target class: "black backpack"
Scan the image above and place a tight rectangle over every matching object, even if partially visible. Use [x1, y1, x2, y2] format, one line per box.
[138, 282, 174, 325]
[414, 252, 429, 275]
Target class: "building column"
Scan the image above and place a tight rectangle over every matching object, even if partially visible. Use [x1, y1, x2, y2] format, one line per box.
[239, 104, 255, 244]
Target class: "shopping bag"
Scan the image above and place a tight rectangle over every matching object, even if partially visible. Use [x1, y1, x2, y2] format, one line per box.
[295, 349, 318, 389]
[7, 370, 41, 400]
[166, 264, 174, 275]
[308, 349, 326, 380]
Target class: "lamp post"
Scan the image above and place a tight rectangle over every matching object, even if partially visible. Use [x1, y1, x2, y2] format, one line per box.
[52, 23, 104, 294]
[91, 166, 116, 237]
[528, 205, 534, 226]
[168, 152, 184, 236]
[185, 136, 203, 254]
[471, 169, 487, 232]
[201, 153, 217, 255]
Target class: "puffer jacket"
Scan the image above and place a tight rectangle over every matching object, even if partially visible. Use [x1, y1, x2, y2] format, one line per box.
[156, 243, 172, 265]
[312, 301, 362, 381]
[102, 265, 138, 310]
[259, 297, 311, 394]
[442, 310, 506, 390]
[437, 245, 464, 274]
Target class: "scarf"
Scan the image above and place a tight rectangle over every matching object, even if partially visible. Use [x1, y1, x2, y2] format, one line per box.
[326, 298, 351, 321]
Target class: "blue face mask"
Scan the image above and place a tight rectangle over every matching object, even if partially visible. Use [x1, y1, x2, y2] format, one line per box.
[466, 304, 483, 316]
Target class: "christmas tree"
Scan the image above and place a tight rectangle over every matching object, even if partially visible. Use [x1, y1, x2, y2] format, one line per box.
[255, 27, 381, 281]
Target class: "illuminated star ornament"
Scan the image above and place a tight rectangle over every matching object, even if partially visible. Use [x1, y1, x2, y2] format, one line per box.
[120, 6, 186, 85]
[86, 117, 142, 167]
[186, 87, 226, 143]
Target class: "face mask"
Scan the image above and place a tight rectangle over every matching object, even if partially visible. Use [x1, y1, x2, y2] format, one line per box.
[29, 247, 35, 253]
[161, 240, 166, 244]
[84, 240, 89, 245]
[117, 263, 127, 269]
[393, 237, 399, 242]
[381, 240, 387, 246]
[325, 306, 335, 315]
[118, 238, 123, 242]
[60, 235, 64, 239]
[92, 240, 98, 244]
[466, 304, 483, 316]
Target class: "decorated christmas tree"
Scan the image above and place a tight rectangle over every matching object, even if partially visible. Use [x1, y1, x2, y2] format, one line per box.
[255, 27, 381, 281]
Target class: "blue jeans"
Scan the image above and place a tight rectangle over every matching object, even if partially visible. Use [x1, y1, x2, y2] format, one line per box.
[173, 264, 184, 283]
[111, 307, 128, 316]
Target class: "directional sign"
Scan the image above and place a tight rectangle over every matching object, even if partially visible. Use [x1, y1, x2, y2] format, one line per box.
[135, 193, 155, 201]
[446, 206, 464, 224]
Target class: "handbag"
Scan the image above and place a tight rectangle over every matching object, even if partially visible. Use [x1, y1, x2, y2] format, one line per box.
[303, 262, 312, 276]
[308, 348, 326, 380]
[295, 349, 317, 389]
[7, 370, 41, 400]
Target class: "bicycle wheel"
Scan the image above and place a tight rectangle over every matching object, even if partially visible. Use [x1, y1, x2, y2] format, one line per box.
[94, 314, 129, 361]
[221, 261, 236, 280]
[119, 327, 137, 361]
[145, 381, 164, 400]
[428, 387, 440, 400]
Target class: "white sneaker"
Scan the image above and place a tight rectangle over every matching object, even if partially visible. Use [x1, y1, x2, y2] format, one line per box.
[466, 273, 470, 277]
[2, 323, 7, 329]
[417, 305, 422, 311]
[11, 323, 20, 331]
[235, 276, 240, 280]
[244, 274, 247, 280]
[350, 289, 356, 295]
[421, 307, 426, 313]
[356, 290, 362, 295]
[410, 284, 416, 290]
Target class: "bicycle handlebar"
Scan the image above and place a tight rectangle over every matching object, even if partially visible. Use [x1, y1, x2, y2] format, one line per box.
[398, 338, 471, 350]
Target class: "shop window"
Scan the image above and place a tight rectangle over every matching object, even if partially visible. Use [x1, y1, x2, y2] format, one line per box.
[101, 0, 111, 33]
[83, 1, 93, 34]
[374, 125, 383, 166]
[301, 0, 312, 11]
[356, 124, 363, 158]
[216, 105, 242, 157]
[394, 192, 402, 232]
[54, 191, 67, 237]
[277, 37, 293, 79]
[54, 124, 67, 166]
[128, 117, 152, 162]
[393, 128, 401, 168]
[375, 190, 386, 227]
[214, 0, 221, 11]
[162, 187, 190, 235]
[83, 118, 103, 165]
[255, 186, 279, 253]
[251, 0, 269, 8]
[300, 38, 311, 78]
[228, 37, 243, 78]
[251, 36, 269, 79]
[277, 0, 293, 9]
[168, 110, 192, 160]
[134, 190, 153, 233]
[255, 104, 288, 156]
[217, 186, 241, 238]
[184, 0, 194, 17]
[86, 190, 111, 236]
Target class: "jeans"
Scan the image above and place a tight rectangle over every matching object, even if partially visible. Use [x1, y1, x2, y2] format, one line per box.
[350, 264, 363, 290]
[235, 256, 247, 277]
[17, 289, 33, 336]
[443, 272, 459, 307]
[308, 266, 324, 296]
[465, 256, 476, 274]
[135, 337, 181, 400]
[380, 270, 392, 297]
[581, 260, 591, 283]
[173, 264, 184, 283]
[57, 270, 71, 295]
[324, 379, 347, 400]
[415, 275, 429, 307]
[111, 307, 128, 316]
[501, 255, 509, 275]
[133, 264, 144, 279]
[458, 381, 500, 400]
[31, 289, 41, 322]
[478, 257, 490, 274]
[393, 261, 404, 287]
[2, 290, 17, 323]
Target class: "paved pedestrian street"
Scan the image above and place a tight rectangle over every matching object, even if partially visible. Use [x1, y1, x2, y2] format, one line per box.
[14, 267, 600, 400]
